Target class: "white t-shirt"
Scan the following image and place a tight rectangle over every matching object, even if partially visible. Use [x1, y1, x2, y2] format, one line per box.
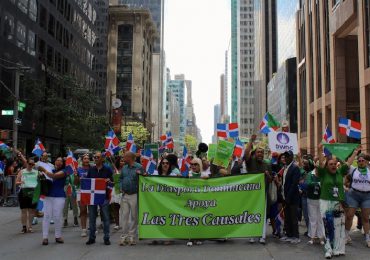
[350, 166, 370, 192]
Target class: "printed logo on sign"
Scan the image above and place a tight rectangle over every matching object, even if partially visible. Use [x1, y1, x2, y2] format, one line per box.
[277, 133, 290, 144]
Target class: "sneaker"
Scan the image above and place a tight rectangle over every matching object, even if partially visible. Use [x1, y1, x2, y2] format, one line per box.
[50, 220, 54, 225]
[320, 239, 325, 245]
[128, 237, 136, 246]
[32, 217, 38, 225]
[366, 239, 370, 248]
[81, 229, 87, 237]
[307, 239, 314, 245]
[290, 238, 301, 244]
[104, 239, 111, 245]
[86, 239, 95, 245]
[63, 219, 68, 228]
[21, 227, 27, 234]
[186, 241, 193, 246]
[27, 227, 34, 233]
[73, 217, 79, 227]
[259, 238, 266, 244]
[345, 236, 352, 245]
[325, 251, 332, 259]
[42, 239, 49, 246]
[195, 240, 203, 245]
[249, 238, 255, 243]
[119, 236, 129, 246]
[279, 236, 289, 242]
[114, 225, 121, 231]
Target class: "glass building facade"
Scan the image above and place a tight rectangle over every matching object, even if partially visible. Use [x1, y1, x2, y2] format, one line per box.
[168, 80, 185, 146]
[118, 0, 163, 53]
[231, 0, 238, 123]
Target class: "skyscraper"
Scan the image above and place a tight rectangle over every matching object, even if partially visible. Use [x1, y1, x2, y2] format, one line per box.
[231, 0, 238, 123]
[212, 104, 221, 144]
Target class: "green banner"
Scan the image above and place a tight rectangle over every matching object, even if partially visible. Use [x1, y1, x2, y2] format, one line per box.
[213, 140, 235, 167]
[144, 143, 159, 160]
[323, 143, 359, 161]
[207, 144, 217, 161]
[139, 174, 266, 239]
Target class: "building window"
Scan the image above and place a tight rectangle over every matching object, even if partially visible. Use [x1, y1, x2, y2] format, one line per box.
[39, 5, 47, 29]
[3, 13, 15, 40]
[29, 0, 38, 22]
[17, 0, 28, 14]
[27, 30, 36, 56]
[365, 0, 370, 67]
[48, 14, 55, 36]
[16, 21, 26, 50]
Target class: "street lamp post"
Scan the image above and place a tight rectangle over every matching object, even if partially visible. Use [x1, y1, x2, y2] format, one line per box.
[13, 71, 20, 149]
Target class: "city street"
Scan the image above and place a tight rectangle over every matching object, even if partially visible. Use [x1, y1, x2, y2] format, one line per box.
[0, 207, 369, 260]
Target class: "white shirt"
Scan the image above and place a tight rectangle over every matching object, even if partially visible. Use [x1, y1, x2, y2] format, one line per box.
[350, 166, 370, 192]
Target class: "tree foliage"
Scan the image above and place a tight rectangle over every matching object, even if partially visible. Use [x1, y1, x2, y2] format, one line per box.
[121, 122, 150, 147]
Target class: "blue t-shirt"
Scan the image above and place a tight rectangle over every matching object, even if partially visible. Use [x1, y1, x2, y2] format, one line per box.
[77, 166, 90, 178]
[48, 169, 67, 198]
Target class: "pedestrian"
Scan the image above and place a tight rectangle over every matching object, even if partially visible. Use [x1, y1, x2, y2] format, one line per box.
[15, 154, 38, 233]
[164, 154, 182, 176]
[317, 144, 359, 258]
[75, 154, 90, 237]
[306, 167, 325, 245]
[63, 172, 78, 228]
[85, 151, 113, 246]
[157, 158, 171, 176]
[344, 153, 370, 248]
[38, 157, 67, 245]
[279, 150, 301, 244]
[119, 152, 144, 246]
[244, 134, 272, 244]
[110, 156, 124, 231]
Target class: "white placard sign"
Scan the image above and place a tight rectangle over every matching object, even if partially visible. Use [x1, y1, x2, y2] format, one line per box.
[268, 132, 299, 154]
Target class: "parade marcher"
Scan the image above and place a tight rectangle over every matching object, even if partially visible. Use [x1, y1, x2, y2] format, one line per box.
[157, 158, 172, 176]
[201, 157, 212, 178]
[38, 157, 67, 245]
[15, 154, 38, 233]
[110, 156, 124, 231]
[317, 144, 359, 258]
[279, 150, 301, 244]
[85, 152, 113, 246]
[75, 154, 90, 237]
[165, 154, 182, 176]
[119, 152, 144, 246]
[63, 172, 78, 228]
[344, 153, 370, 248]
[306, 167, 325, 245]
[244, 134, 272, 244]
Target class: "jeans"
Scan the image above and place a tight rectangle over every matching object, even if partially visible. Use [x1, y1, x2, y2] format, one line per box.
[88, 204, 110, 241]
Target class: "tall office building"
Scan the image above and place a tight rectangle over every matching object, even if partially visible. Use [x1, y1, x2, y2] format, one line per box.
[212, 104, 221, 144]
[107, 5, 157, 133]
[231, 0, 256, 136]
[296, 0, 369, 154]
[0, 0, 106, 154]
[254, 0, 278, 133]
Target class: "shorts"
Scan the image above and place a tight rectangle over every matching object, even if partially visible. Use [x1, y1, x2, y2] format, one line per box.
[18, 189, 37, 209]
[346, 188, 370, 209]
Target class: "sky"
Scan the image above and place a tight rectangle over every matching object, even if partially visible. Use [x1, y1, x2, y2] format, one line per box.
[164, 0, 231, 144]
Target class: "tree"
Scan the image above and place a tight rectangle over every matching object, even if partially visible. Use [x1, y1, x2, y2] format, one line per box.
[185, 134, 198, 154]
[121, 122, 150, 147]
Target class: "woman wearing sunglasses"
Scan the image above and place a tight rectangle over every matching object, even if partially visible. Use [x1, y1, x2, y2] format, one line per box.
[15, 153, 38, 234]
[345, 153, 370, 248]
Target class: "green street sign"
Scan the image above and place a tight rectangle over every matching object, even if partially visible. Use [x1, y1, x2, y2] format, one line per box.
[18, 101, 26, 112]
[1, 110, 14, 116]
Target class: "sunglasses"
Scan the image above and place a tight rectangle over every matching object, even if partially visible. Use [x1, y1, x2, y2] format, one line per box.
[29, 163, 35, 166]
[94, 156, 101, 159]
[190, 163, 199, 166]
[358, 159, 366, 163]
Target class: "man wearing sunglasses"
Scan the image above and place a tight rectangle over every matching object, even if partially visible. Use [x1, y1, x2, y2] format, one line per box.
[85, 152, 113, 246]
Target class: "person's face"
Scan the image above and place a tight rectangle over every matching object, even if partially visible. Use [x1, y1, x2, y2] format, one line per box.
[327, 159, 338, 174]
[357, 157, 368, 168]
[82, 155, 90, 166]
[93, 153, 103, 165]
[124, 154, 133, 164]
[119, 158, 125, 167]
[280, 155, 286, 165]
[41, 152, 48, 162]
[285, 155, 293, 165]
[55, 157, 63, 168]
[303, 160, 310, 170]
[27, 160, 35, 170]
[255, 149, 264, 161]
[202, 159, 209, 170]
[161, 160, 169, 171]
[190, 162, 201, 173]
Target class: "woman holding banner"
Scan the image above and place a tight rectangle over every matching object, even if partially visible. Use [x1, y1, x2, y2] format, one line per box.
[39, 157, 67, 245]
[317, 144, 360, 258]
[344, 153, 370, 248]
[15, 154, 38, 234]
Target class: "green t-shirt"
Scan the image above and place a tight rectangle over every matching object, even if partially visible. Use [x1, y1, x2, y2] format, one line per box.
[318, 164, 349, 201]
[189, 172, 201, 178]
[306, 171, 321, 200]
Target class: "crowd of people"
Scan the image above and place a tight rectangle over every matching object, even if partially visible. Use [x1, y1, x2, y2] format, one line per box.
[0, 135, 370, 259]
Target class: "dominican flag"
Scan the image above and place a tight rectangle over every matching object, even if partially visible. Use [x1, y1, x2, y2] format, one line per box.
[141, 149, 156, 175]
[0, 141, 9, 151]
[259, 112, 280, 134]
[126, 133, 137, 153]
[179, 146, 191, 177]
[36, 195, 46, 211]
[104, 130, 121, 157]
[275, 208, 285, 235]
[323, 126, 335, 143]
[80, 178, 107, 206]
[32, 138, 45, 157]
[65, 150, 78, 175]
[233, 139, 245, 158]
[217, 123, 239, 138]
[338, 117, 361, 140]
[160, 131, 174, 150]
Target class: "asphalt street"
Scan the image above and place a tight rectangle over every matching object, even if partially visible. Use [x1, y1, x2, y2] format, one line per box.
[0, 207, 369, 260]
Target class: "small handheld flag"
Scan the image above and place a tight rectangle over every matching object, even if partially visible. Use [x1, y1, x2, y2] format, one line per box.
[126, 133, 137, 153]
[65, 150, 78, 175]
[259, 112, 280, 134]
[32, 138, 46, 157]
[141, 149, 156, 175]
[217, 123, 239, 139]
[338, 117, 361, 139]
[179, 146, 191, 177]
[233, 139, 245, 158]
[104, 130, 122, 157]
